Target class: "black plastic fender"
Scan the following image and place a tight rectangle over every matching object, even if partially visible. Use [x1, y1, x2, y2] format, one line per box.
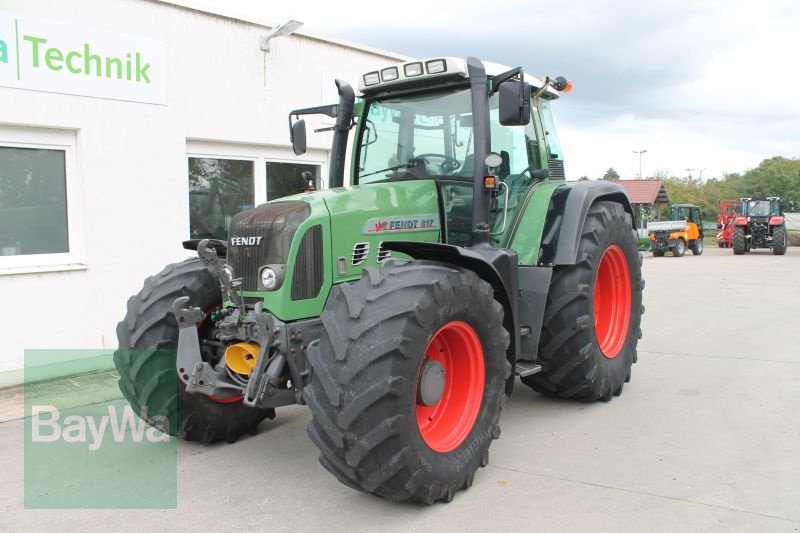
[383, 241, 520, 394]
[539, 181, 634, 266]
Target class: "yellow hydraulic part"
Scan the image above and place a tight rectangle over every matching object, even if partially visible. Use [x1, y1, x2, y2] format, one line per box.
[224, 342, 261, 376]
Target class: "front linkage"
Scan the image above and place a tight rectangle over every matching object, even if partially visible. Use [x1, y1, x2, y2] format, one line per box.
[174, 240, 321, 409]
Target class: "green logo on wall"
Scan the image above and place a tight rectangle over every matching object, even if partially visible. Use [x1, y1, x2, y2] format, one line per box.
[0, 11, 166, 104]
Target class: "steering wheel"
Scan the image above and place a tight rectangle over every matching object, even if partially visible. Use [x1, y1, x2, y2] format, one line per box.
[414, 153, 462, 174]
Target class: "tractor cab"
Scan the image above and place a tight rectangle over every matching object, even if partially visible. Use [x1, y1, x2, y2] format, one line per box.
[670, 204, 704, 238]
[741, 197, 780, 220]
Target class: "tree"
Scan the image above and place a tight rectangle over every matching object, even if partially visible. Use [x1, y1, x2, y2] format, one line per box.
[578, 175, 589, 181]
[602, 168, 620, 180]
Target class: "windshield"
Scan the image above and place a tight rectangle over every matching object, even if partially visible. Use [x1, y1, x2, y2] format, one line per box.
[357, 88, 538, 184]
[358, 88, 473, 183]
[746, 200, 773, 217]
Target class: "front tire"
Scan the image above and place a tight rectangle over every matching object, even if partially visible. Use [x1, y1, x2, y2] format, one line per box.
[114, 259, 272, 443]
[304, 261, 510, 504]
[773, 226, 787, 255]
[733, 227, 746, 255]
[522, 201, 643, 401]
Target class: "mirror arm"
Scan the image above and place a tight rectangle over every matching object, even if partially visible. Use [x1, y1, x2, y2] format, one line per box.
[489, 67, 524, 94]
[287, 104, 338, 142]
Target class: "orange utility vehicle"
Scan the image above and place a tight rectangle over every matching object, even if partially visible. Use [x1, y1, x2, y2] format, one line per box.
[647, 204, 704, 257]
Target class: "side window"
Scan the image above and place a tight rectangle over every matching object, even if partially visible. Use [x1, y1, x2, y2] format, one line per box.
[358, 106, 401, 182]
[188, 157, 254, 240]
[538, 99, 562, 159]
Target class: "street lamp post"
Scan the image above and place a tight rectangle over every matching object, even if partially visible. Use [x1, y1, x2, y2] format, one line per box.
[686, 168, 694, 179]
[633, 149, 647, 179]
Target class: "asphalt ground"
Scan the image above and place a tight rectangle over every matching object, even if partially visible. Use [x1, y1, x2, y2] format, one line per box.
[1, 245, 799, 532]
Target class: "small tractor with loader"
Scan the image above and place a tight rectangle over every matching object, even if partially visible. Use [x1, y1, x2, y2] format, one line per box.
[647, 203, 704, 257]
[115, 56, 643, 504]
[732, 197, 787, 255]
[716, 199, 741, 248]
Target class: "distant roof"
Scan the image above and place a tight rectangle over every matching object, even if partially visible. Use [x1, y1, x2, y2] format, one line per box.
[611, 179, 670, 205]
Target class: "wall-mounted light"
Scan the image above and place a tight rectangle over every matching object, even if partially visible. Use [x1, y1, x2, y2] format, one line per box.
[260, 18, 303, 52]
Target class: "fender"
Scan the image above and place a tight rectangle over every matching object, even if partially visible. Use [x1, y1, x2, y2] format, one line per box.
[734, 216, 749, 226]
[769, 216, 784, 226]
[383, 241, 520, 394]
[539, 181, 634, 266]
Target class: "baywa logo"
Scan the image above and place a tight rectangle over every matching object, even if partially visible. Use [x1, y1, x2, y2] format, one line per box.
[31, 405, 169, 450]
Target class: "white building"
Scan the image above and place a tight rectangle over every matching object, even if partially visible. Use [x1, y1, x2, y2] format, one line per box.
[0, 0, 405, 385]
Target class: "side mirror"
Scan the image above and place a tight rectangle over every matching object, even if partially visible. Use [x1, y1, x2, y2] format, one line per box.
[291, 120, 307, 155]
[498, 80, 531, 126]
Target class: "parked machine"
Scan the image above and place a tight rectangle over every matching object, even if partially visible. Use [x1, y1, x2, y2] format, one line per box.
[732, 197, 787, 255]
[647, 204, 704, 257]
[716, 199, 741, 248]
[114, 56, 643, 504]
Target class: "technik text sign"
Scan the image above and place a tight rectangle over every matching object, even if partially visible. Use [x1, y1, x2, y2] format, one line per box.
[0, 11, 166, 104]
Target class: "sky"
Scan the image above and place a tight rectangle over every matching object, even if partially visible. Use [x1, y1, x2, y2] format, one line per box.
[216, 0, 799, 181]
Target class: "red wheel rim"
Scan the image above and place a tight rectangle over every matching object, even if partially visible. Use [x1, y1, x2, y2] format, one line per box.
[593, 245, 632, 358]
[416, 321, 485, 453]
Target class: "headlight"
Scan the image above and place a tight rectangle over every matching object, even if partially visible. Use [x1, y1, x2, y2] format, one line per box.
[425, 59, 447, 74]
[404, 62, 423, 77]
[258, 264, 286, 291]
[261, 267, 277, 290]
[381, 66, 399, 82]
[363, 71, 380, 86]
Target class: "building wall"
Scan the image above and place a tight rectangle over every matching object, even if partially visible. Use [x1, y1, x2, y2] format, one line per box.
[0, 0, 402, 382]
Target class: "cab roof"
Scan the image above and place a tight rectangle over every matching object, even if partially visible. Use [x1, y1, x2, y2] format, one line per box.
[358, 56, 560, 99]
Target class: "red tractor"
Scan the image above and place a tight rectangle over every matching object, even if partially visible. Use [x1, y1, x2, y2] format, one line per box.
[716, 199, 741, 248]
[732, 197, 787, 255]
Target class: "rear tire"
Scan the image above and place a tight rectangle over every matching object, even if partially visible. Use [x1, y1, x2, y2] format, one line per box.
[652, 249, 665, 257]
[772, 226, 787, 255]
[304, 261, 510, 504]
[672, 238, 686, 257]
[733, 227, 746, 255]
[691, 238, 704, 255]
[114, 258, 272, 444]
[522, 201, 643, 401]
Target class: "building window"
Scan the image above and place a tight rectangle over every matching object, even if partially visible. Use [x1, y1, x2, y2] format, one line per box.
[266, 161, 321, 200]
[0, 147, 69, 256]
[188, 157, 254, 240]
[0, 126, 82, 274]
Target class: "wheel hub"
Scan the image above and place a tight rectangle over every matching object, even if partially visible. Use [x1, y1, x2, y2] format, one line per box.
[417, 359, 446, 406]
[415, 321, 485, 453]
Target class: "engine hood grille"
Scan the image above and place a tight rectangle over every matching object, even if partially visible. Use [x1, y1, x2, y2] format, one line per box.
[227, 201, 310, 291]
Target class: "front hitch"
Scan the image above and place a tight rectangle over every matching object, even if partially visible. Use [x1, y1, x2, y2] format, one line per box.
[172, 296, 243, 399]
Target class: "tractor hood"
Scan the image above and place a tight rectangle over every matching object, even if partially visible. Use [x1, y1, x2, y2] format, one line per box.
[226, 180, 441, 322]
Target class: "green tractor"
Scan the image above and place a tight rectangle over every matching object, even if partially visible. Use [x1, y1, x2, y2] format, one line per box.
[116, 57, 643, 504]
